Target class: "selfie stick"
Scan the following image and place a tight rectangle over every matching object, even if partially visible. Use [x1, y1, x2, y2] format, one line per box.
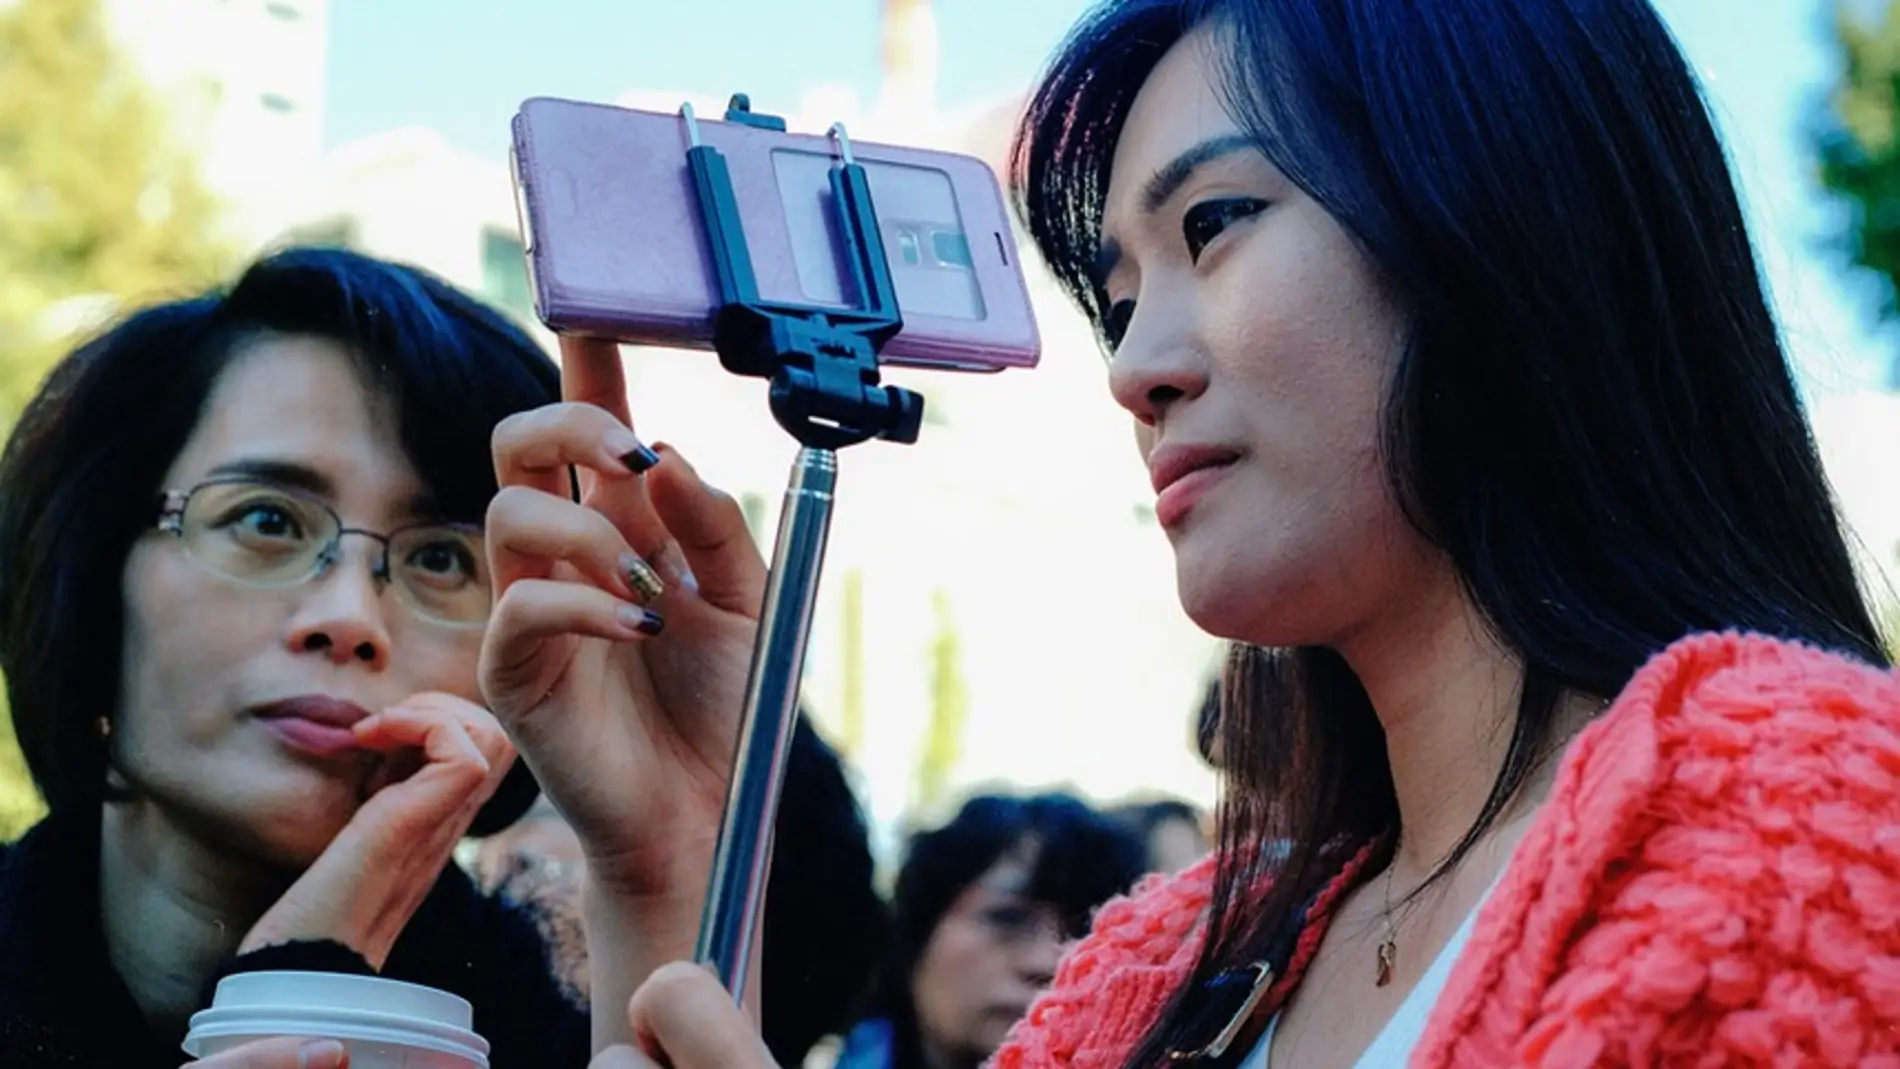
[679, 95, 924, 1000]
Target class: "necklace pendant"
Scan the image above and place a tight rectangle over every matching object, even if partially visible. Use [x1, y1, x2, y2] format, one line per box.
[1375, 937, 1397, 987]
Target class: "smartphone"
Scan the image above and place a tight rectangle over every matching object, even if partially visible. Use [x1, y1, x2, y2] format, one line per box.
[509, 96, 1041, 373]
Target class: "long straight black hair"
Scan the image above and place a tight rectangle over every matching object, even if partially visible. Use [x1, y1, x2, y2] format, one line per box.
[1010, 1, 1888, 1064]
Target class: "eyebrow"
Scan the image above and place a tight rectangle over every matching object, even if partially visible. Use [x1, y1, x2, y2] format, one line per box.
[208, 457, 334, 496]
[1091, 134, 1259, 290]
[206, 457, 441, 521]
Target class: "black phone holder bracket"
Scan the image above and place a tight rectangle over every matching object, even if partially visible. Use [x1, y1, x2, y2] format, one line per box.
[682, 94, 924, 450]
[677, 94, 925, 1001]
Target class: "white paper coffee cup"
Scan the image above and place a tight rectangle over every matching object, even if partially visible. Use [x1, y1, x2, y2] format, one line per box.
[182, 971, 491, 1068]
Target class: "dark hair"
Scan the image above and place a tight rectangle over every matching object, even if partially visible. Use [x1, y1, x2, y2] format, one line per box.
[0, 246, 560, 822]
[760, 715, 891, 1066]
[865, 792, 1147, 1068]
[1011, 0, 1888, 1064]
[1193, 676, 1221, 768]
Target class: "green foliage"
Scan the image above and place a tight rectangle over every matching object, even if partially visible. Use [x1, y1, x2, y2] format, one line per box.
[1817, 0, 1900, 384]
[910, 589, 968, 819]
[0, 0, 234, 837]
[0, 0, 234, 420]
[0, 689, 40, 842]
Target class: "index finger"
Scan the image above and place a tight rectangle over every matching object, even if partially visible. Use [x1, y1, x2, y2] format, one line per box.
[558, 335, 632, 426]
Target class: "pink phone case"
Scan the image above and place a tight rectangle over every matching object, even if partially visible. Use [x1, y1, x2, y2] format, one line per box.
[510, 96, 1041, 373]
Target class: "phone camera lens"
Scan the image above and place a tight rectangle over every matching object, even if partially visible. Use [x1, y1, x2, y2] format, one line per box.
[896, 229, 923, 266]
[931, 230, 972, 268]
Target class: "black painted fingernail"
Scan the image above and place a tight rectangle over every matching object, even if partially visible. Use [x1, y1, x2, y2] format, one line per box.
[618, 605, 666, 636]
[619, 442, 662, 474]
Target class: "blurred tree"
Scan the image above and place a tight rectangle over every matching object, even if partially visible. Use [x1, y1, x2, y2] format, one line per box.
[838, 569, 866, 760]
[0, 0, 233, 418]
[0, 0, 234, 837]
[0, 693, 34, 842]
[909, 590, 968, 819]
[1817, 0, 1900, 387]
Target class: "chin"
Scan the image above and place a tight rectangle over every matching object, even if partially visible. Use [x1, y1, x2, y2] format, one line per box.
[1175, 545, 1266, 640]
[250, 807, 359, 870]
[218, 775, 365, 870]
[977, 1021, 1020, 1056]
[1173, 547, 1326, 649]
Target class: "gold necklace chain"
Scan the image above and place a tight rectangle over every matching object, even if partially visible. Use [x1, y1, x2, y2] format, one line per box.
[1375, 861, 1399, 986]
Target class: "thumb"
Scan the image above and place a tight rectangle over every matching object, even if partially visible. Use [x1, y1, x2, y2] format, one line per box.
[628, 961, 778, 1067]
[186, 1036, 347, 1069]
[590, 1044, 661, 1069]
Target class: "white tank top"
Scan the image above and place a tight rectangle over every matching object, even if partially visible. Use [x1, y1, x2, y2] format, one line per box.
[1237, 877, 1493, 1069]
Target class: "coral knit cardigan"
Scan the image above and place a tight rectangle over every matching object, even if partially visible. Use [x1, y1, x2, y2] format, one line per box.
[991, 632, 1900, 1068]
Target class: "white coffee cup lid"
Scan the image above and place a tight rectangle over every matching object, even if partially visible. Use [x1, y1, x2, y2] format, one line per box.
[182, 971, 490, 1066]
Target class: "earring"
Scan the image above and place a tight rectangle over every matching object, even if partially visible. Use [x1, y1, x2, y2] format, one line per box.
[95, 716, 111, 741]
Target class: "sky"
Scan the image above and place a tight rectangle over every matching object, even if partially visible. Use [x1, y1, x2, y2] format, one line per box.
[324, 0, 1896, 396]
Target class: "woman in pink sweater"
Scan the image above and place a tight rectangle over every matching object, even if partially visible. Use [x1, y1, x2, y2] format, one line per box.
[298, 0, 1900, 1068]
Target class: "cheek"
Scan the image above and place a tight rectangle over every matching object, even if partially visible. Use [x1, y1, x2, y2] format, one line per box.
[1173, 218, 1420, 645]
[1207, 219, 1405, 492]
[913, 925, 992, 1016]
[1219, 261, 1392, 423]
[117, 546, 258, 740]
[398, 629, 484, 702]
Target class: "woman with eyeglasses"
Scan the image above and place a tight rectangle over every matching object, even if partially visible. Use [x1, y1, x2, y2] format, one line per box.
[0, 247, 592, 1068]
[442, 0, 1900, 1065]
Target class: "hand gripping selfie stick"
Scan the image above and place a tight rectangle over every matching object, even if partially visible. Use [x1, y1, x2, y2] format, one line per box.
[679, 94, 924, 999]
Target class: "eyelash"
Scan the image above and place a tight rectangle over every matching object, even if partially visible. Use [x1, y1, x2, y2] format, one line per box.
[1103, 300, 1135, 349]
[1100, 197, 1269, 351]
[1184, 196, 1269, 261]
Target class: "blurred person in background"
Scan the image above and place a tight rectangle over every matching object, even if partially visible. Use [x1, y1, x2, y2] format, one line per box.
[1107, 798, 1209, 875]
[833, 792, 1147, 1069]
[462, 0, 1900, 1063]
[471, 713, 891, 1068]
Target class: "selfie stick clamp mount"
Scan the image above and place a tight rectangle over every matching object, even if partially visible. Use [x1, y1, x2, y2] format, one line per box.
[680, 94, 923, 999]
[687, 94, 923, 449]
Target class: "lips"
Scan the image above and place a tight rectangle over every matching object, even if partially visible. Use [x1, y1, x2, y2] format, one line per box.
[1148, 443, 1240, 528]
[252, 695, 375, 758]
[1148, 443, 1241, 496]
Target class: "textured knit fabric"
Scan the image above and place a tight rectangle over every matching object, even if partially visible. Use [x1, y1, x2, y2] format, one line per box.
[991, 632, 1900, 1068]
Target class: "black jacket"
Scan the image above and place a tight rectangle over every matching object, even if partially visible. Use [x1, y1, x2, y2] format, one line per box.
[0, 804, 590, 1068]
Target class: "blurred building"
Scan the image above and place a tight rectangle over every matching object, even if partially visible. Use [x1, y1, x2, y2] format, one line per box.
[278, 126, 541, 334]
[103, 0, 331, 248]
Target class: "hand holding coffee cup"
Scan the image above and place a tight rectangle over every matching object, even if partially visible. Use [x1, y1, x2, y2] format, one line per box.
[182, 972, 491, 1069]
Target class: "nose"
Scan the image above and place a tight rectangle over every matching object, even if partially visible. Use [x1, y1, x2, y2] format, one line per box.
[284, 540, 393, 671]
[1106, 305, 1208, 428]
[1017, 931, 1063, 991]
